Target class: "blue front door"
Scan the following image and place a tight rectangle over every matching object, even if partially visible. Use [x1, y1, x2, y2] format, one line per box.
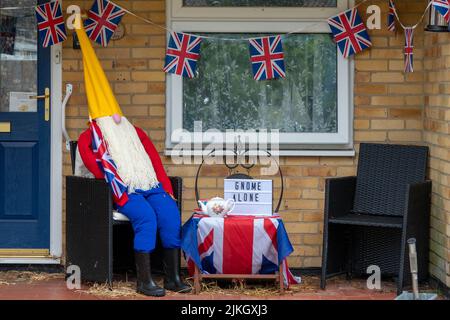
[0, 0, 51, 251]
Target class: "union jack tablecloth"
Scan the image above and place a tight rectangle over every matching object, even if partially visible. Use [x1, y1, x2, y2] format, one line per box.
[181, 214, 301, 287]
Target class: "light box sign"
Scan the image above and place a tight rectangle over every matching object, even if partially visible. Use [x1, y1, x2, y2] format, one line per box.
[224, 179, 272, 216]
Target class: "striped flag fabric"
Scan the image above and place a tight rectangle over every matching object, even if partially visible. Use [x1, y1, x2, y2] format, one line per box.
[432, 0, 450, 23]
[35, 0, 67, 48]
[182, 215, 301, 287]
[404, 27, 414, 73]
[84, 0, 126, 47]
[249, 35, 286, 80]
[90, 121, 129, 206]
[388, 0, 396, 32]
[328, 8, 372, 58]
[163, 32, 202, 78]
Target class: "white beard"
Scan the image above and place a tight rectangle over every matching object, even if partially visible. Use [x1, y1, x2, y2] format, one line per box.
[96, 116, 159, 194]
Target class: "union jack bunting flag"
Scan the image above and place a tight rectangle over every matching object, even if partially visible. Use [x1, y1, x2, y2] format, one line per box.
[249, 35, 286, 81]
[90, 121, 129, 206]
[432, 0, 450, 23]
[84, 0, 126, 47]
[388, 0, 396, 32]
[328, 8, 372, 58]
[163, 32, 202, 78]
[404, 27, 414, 73]
[35, 0, 67, 48]
[182, 215, 301, 287]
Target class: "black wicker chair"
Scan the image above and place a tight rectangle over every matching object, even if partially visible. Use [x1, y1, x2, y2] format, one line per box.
[320, 143, 431, 294]
[66, 141, 182, 285]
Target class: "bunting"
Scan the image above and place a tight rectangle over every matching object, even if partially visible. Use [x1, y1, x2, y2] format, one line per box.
[2, 0, 430, 75]
[327, 8, 372, 58]
[84, 0, 126, 46]
[388, 0, 396, 32]
[404, 27, 414, 73]
[163, 32, 202, 78]
[432, 0, 450, 23]
[35, 0, 67, 48]
[249, 35, 286, 81]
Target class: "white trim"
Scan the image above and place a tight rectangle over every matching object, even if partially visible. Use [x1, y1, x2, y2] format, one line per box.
[0, 45, 63, 264]
[49, 44, 63, 261]
[170, 0, 347, 20]
[0, 257, 60, 265]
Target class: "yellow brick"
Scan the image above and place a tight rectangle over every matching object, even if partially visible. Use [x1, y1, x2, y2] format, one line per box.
[371, 72, 405, 83]
[132, 71, 165, 82]
[371, 119, 405, 130]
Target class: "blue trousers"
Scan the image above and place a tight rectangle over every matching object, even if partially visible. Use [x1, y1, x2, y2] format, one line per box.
[116, 184, 181, 253]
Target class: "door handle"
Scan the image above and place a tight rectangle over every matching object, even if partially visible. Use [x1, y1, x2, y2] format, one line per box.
[30, 87, 50, 121]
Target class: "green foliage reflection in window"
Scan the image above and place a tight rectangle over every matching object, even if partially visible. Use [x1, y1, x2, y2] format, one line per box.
[183, 34, 338, 133]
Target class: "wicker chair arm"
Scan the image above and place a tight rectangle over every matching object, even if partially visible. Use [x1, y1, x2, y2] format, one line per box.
[404, 180, 432, 226]
[324, 176, 357, 219]
[168, 176, 183, 212]
[403, 180, 432, 282]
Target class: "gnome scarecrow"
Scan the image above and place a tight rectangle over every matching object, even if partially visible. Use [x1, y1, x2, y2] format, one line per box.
[74, 24, 190, 297]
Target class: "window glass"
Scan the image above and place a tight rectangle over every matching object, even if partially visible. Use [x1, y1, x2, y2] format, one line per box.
[183, 33, 337, 133]
[0, 1, 37, 112]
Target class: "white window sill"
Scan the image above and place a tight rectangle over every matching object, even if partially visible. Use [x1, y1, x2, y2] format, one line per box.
[165, 149, 356, 157]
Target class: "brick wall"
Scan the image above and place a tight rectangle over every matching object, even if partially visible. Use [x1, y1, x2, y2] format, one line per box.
[62, 0, 448, 278]
[424, 32, 450, 287]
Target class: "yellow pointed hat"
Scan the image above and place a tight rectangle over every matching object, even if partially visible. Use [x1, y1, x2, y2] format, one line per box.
[75, 22, 123, 120]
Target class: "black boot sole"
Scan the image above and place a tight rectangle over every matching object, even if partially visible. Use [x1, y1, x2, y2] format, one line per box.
[137, 288, 166, 297]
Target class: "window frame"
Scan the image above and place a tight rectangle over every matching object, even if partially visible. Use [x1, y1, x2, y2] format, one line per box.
[165, 0, 355, 155]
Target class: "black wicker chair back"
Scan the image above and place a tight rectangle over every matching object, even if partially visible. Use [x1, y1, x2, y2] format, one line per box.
[353, 143, 428, 216]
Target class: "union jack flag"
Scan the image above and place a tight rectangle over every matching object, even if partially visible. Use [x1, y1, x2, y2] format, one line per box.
[404, 27, 414, 73]
[249, 35, 286, 81]
[432, 0, 450, 23]
[182, 215, 301, 287]
[163, 32, 202, 78]
[90, 121, 129, 206]
[328, 8, 372, 58]
[388, 0, 396, 32]
[35, 0, 67, 48]
[84, 0, 126, 47]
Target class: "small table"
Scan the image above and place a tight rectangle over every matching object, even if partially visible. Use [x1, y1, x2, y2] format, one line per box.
[181, 214, 300, 294]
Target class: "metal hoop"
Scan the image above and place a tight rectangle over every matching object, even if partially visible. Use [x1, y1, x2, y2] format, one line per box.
[194, 149, 284, 213]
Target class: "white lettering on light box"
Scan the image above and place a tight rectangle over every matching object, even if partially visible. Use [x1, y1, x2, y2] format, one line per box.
[224, 179, 272, 216]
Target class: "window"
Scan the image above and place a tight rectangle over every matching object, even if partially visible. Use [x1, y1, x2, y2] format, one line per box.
[166, 0, 353, 155]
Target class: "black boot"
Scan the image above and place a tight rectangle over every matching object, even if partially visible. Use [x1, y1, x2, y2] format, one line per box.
[135, 252, 165, 297]
[163, 248, 191, 293]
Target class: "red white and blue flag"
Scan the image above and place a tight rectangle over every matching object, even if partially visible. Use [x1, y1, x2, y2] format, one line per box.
[404, 27, 414, 73]
[182, 215, 301, 287]
[90, 121, 129, 206]
[432, 0, 450, 23]
[328, 8, 372, 58]
[163, 32, 202, 78]
[35, 0, 67, 48]
[249, 35, 286, 81]
[84, 0, 126, 47]
[388, 0, 396, 32]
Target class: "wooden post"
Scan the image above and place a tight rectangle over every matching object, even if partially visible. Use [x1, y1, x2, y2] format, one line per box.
[278, 264, 284, 294]
[193, 264, 201, 294]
